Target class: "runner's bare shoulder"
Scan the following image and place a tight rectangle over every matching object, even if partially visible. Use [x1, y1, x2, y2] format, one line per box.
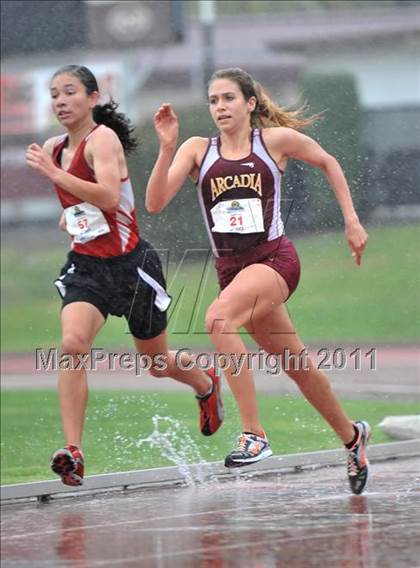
[184, 136, 209, 162]
[43, 136, 62, 156]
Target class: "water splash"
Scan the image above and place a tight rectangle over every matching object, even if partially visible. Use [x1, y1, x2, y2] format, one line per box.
[136, 415, 208, 485]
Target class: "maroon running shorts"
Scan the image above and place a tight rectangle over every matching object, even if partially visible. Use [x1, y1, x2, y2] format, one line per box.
[215, 236, 301, 299]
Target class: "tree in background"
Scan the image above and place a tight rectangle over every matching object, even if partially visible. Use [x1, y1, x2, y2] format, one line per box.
[298, 72, 364, 231]
[129, 107, 213, 259]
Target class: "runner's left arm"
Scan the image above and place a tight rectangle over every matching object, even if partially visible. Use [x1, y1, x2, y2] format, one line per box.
[271, 127, 368, 265]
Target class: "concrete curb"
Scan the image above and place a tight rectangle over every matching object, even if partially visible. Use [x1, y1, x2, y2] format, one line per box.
[2, 439, 419, 504]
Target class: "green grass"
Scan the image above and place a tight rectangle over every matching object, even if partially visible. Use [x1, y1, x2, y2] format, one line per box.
[288, 224, 420, 342]
[1, 390, 418, 485]
[1, 223, 419, 352]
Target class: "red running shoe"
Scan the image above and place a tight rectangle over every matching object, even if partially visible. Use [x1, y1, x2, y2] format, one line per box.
[196, 368, 224, 436]
[50, 445, 84, 486]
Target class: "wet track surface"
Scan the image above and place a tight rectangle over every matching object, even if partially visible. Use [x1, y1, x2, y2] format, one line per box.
[2, 457, 419, 567]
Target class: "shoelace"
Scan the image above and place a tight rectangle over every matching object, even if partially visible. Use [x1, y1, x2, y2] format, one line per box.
[347, 450, 359, 475]
[236, 434, 251, 453]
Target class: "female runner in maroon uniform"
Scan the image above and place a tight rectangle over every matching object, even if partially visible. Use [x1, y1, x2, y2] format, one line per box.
[26, 65, 223, 486]
[146, 67, 371, 495]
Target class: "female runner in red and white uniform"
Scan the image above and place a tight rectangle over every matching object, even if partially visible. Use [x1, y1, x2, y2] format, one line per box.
[26, 65, 223, 486]
[146, 67, 371, 495]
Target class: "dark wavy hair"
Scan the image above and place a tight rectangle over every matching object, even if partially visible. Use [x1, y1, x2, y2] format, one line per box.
[51, 65, 138, 155]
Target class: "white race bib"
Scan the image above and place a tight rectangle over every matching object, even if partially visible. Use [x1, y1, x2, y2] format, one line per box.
[211, 198, 264, 234]
[64, 202, 111, 244]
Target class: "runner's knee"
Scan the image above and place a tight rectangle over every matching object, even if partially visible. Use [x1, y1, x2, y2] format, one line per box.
[205, 300, 237, 335]
[61, 333, 91, 356]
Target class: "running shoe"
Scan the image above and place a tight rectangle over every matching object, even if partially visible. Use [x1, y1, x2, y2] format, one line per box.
[50, 445, 84, 486]
[225, 432, 273, 468]
[346, 421, 371, 495]
[196, 368, 224, 436]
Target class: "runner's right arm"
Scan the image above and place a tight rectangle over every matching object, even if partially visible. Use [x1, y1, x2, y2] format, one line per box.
[145, 104, 203, 213]
[26, 128, 121, 212]
[42, 137, 66, 231]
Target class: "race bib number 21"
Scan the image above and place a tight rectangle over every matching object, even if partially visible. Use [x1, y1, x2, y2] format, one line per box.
[211, 198, 264, 234]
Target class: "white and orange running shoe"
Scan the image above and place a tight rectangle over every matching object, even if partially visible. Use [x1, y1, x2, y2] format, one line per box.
[224, 431, 273, 468]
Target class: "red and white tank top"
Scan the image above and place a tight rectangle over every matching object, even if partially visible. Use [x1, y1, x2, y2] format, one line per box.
[196, 129, 284, 257]
[52, 125, 140, 257]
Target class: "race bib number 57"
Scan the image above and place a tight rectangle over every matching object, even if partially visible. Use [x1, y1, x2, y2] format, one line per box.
[64, 202, 111, 244]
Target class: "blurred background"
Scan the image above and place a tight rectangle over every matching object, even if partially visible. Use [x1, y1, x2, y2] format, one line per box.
[1, 0, 420, 352]
[1, 0, 420, 487]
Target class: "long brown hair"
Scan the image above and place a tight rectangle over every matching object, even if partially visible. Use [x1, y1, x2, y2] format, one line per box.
[209, 67, 319, 130]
